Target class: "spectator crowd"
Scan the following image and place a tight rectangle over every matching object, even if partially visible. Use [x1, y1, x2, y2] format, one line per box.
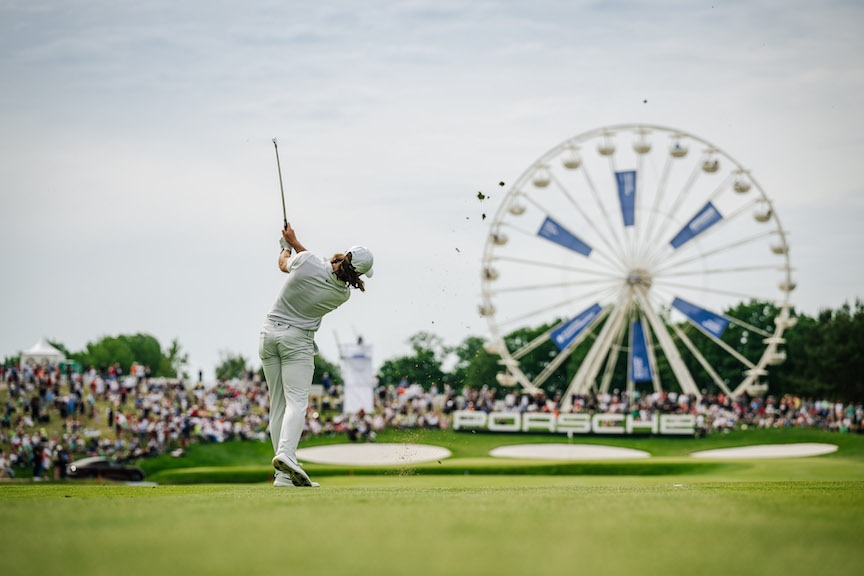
[1, 360, 862, 479]
[1, 361, 268, 479]
[355, 380, 864, 437]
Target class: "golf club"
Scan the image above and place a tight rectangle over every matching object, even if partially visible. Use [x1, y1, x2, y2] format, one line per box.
[272, 138, 287, 230]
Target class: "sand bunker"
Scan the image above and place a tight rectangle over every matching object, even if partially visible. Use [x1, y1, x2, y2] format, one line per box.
[489, 444, 651, 460]
[690, 443, 838, 459]
[296, 443, 452, 466]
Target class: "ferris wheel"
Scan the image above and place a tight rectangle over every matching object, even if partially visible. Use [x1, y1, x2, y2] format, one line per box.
[479, 124, 796, 405]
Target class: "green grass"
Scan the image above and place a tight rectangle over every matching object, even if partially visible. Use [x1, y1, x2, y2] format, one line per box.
[4, 430, 863, 575]
[1, 480, 862, 576]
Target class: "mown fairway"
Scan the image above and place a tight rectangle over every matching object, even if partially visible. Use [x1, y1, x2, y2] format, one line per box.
[1, 479, 863, 576]
[3, 429, 864, 576]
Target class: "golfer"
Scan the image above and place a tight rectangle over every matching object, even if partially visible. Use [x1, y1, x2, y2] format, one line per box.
[260, 222, 373, 487]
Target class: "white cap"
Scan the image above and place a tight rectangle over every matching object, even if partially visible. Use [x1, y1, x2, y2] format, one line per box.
[346, 245, 374, 277]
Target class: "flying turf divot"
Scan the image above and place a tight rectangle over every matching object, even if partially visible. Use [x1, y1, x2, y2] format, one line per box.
[296, 443, 452, 466]
[689, 443, 839, 459]
[489, 444, 651, 460]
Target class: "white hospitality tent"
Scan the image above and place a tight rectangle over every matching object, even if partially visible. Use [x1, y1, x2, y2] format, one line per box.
[20, 338, 66, 366]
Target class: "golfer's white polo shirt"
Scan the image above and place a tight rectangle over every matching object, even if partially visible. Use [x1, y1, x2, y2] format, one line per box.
[266, 252, 350, 331]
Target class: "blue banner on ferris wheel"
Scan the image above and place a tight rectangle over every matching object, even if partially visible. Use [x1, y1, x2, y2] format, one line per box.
[672, 297, 729, 339]
[537, 217, 592, 257]
[669, 201, 723, 249]
[616, 171, 636, 227]
[629, 321, 653, 383]
[550, 303, 603, 351]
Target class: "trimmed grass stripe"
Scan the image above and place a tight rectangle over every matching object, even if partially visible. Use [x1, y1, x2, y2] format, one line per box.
[1, 480, 862, 576]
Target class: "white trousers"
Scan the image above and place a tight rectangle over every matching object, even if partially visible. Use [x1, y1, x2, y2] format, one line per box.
[259, 322, 316, 464]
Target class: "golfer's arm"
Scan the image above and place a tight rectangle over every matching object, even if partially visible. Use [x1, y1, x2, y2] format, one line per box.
[290, 238, 307, 254]
[278, 249, 292, 272]
[277, 239, 308, 273]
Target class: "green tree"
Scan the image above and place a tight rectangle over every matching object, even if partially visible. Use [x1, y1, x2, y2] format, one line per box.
[450, 336, 497, 389]
[47, 340, 72, 357]
[74, 333, 164, 373]
[771, 311, 819, 397]
[159, 338, 189, 378]
[215, 351, 249, 381]
[771, 300, 864, 401]
[313, 353, 341, 384]
[126, 333, 164, 372]
[377, 331, 447, 389]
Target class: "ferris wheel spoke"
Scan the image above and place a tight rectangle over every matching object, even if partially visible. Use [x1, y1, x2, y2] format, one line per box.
[500, 221, 545, 239]
[683, 321, 756, 370]
[605, 153, 634, 266]
[650, 287, 781, 341]
[530, 307, 611, 389]
[598, 311, 629, 394]
[644, 160, 703, 252]
[491, 255, 621, 277]
[488, 277, 619, 295]
[652, 279, 781, 304]
[627, 182, 646, 267]
[705, 172, 736, 204]
[663, 311, 735, 396]
[623, 151, 649, 271]
[549, 173, 628, 267]
[625, 305, 638, 400]
[646, 292, 757, 370]
[521, 193, 624, 271]
[656, 263, 789, 279]
[510, 324, 561, 360]
[641, 172, 734, 267]
[563, 295, 630, 401]
[720, 313, 774, 339]
[635, 155, 673, 264]
[654, 230, 779, 274]
[499, 220, 619, 270]
[635, 288, 701, 397]
[646, 198, 759, 269]
[579, 159, 631, 267]
[640, 310, 663, 394]
[495, 284, 621, 328]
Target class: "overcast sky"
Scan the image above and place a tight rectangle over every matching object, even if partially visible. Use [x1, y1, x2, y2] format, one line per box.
[1, 0, 862, 379]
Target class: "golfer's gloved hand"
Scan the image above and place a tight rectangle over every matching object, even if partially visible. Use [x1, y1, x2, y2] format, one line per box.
[279, 236, 292, 251]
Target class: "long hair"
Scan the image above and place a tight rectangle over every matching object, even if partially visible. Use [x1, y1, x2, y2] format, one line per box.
[330, 253, 365, 291]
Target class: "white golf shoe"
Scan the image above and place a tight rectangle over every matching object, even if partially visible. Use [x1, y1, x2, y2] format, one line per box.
[273, 472, 294, 487]
[273, 470, 319, 488]
[272, 454, 319, 487]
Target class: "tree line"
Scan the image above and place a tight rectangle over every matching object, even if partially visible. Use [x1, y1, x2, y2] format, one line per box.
[6, 299, 860, 401]
[376, 300, 864, 402]
[3, 334, 341, 386]
[4, 334, 190, 380]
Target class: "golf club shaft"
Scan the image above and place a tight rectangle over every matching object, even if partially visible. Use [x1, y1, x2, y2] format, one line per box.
[272, 138, 287, 229]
